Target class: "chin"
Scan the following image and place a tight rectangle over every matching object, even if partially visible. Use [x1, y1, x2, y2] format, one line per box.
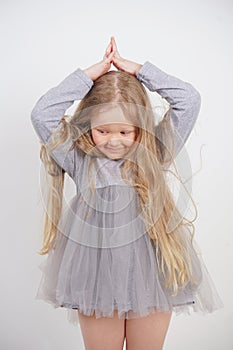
[98, 147, 128, 160]
[107, 154, 122, 160]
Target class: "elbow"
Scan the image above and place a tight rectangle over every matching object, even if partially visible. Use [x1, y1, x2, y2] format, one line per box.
[192, 86, 201, 112]
[30, 109, 36, 124]
[186, 82, 201, 104]
[186, 83, 202, 120]
[30, 95, 45, 125]
[30, 105, 40, 127]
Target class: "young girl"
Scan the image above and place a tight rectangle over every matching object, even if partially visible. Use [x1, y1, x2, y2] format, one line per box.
[31, 36, 223, 350]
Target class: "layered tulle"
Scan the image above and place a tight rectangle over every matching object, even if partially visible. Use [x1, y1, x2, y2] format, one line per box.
[35, 185, 224, 326]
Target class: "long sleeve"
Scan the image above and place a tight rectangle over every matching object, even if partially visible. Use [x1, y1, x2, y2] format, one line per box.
[136, 61, 201, 157]
[30, 68, 94, 178]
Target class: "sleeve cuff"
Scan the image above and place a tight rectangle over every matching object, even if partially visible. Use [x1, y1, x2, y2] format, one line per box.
[74, 68, 94, 89]
[136, 61, 153, 80]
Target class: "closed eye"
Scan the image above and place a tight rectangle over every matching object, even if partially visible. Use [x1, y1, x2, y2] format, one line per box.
[97, 129, 108, 134]
[120, 131, 132, 135]
[96, 130, 133, 135]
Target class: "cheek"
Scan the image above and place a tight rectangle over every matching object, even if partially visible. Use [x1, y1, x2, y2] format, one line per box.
[91, 131, 104, 146]
[91, 130, 97, 144]
[128, 133, 137, 143]
[123, 136, 136, 147]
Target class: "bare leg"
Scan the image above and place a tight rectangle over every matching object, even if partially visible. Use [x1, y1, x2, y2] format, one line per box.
[77, 309, 126, 350]
[125, 310, 173, 350]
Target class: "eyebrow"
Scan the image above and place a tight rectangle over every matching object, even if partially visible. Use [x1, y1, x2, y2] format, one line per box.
[95, 126, 135, 131]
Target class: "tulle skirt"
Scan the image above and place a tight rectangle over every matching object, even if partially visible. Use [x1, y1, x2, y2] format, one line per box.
[35, 185, 224, 326]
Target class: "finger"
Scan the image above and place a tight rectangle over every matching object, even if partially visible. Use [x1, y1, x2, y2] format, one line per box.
[103, 50, 110, 60]
[112, 55, 119, 64]
[105, 46, 110, 56]
[105, 47, 113, 57]
[107, 51, 114, 60]
[111, 36, 118, 52]
[111, 36, 117, 50]
[106, 42, 111, 53]
[111, 36, 120, 58]
[105, 51, 114, 63]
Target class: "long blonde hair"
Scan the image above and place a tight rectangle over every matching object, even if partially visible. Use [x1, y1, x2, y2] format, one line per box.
[38, 70, 200, 296]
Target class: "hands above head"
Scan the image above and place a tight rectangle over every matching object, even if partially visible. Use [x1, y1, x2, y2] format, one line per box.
[83, 41, 115, 82]
[83, 36, 142, 81]
[106, 36, 142, 76]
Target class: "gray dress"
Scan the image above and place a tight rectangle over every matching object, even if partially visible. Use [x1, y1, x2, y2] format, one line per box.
[31, 61, 223, 326]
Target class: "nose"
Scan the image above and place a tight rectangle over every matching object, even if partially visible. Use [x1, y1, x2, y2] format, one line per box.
[107, 135, 122, 147]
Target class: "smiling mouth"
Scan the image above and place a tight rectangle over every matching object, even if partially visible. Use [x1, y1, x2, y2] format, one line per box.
[106, 148, 124, 152]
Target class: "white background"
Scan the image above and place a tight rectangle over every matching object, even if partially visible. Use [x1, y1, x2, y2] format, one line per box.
[0, 0, 232, 349]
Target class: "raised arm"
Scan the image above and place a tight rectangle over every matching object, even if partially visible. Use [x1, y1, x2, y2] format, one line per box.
[136, 61, 201, 157]
[31, 68, 94, 143]
[30, 68, 94, 178]
[30, 38, 117, 179]
[108, 36, 201, 158]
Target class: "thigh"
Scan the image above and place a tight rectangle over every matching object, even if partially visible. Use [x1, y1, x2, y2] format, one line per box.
[125, 310, 173, 350]
[77, 309, 126, 350]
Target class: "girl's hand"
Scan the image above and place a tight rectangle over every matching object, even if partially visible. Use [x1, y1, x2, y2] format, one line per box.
[107, 36, 142, 77]
[83, 39, 115, 81]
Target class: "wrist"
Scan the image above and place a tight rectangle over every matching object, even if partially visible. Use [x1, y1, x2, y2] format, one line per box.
[83, 67, 95, 81]
[134, 63, 143, 77]
[83, 60, 109, 81]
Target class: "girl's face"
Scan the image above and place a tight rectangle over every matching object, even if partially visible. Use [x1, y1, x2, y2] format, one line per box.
[90, 107, 137, 160]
